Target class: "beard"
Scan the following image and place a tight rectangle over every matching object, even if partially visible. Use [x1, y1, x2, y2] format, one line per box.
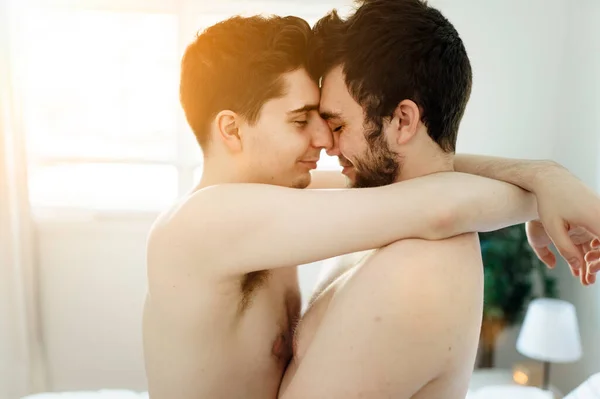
[350, 124, 401, 188]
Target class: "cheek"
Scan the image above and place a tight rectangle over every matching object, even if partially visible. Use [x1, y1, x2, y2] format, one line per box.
[338, 136, 350, 156]
[271, 130, 310, 165]
[339, 131, 362, 158]
[288, 130, 311, 152]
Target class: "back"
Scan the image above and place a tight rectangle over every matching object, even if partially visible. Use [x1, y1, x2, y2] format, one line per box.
[281, 233, 484, 399]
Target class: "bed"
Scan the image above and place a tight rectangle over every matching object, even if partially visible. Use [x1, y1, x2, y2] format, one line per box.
[21, 373, 600, 399]
[21, 391, 148, 399]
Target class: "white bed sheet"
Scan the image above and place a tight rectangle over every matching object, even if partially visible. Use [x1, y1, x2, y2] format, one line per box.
[22, 390, 148, 399]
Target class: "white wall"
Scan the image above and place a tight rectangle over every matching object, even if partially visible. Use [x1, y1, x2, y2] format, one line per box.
[551, 0, 600, 393]
[441, 0, 570, 159]
[26, 0, 600, 395]
[35, 219, 151, 392]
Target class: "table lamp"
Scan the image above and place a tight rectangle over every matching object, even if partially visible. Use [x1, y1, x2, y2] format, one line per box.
[516, 298, 582, 390]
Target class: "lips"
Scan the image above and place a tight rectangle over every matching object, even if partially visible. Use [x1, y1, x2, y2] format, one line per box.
[299, 160, 319, 169]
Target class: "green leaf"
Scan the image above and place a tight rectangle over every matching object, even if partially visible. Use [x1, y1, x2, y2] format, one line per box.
[479, 224, 559, 327]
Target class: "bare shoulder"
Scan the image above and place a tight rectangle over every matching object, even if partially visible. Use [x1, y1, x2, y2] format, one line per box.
[145, 188, 227, 301]
[357, 233, 482, 281]
[148, 186, 218, 241]
[147, 185, 228, 267]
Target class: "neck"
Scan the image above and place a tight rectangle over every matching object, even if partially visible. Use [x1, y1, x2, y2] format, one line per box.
[395, 147, 454, 182]
[197, 156, 246, 190]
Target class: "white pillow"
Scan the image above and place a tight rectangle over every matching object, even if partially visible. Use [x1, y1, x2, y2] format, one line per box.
[470, 385, 553, 399]
[21, 391, 149, 399]
[565, 372, 600, 399]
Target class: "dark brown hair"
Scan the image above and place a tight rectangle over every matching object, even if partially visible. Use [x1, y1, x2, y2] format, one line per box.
[180, 15, 313, 150]
[310, 0, 473, 152]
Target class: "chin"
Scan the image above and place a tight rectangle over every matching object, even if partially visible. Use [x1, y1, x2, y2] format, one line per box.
[291, 172, 311, 189]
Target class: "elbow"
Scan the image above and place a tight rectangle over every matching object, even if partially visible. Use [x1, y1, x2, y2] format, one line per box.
[425, 206, 460, 240]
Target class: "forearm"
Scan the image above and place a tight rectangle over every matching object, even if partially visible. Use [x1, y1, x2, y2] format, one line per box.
[454, 154, 559, 193]
[443, 174, 538, 235]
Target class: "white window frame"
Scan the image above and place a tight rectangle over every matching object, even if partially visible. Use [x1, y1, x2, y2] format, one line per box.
[8, 0, 350, 221]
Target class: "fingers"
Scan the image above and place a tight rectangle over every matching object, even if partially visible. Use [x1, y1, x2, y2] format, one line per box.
[568, 226, 595, 246]
[532, 245, 557, 269]
[547, 220, 584, 272]
[588, 260, 600, 274]
[584, 241, 600, 281]
[585, 249, 599, 282]
[580, 255, 590, 286]
[580, 219, 600, 251]
[585, 249, 600, 264]
[582, 258, 597, 286]
[581, 249, 597, 285]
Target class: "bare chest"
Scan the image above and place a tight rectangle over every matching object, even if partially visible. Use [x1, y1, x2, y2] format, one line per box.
[292, 251, 376, 362]
[182, 268, 302, 398]
[297, 269, 351, 357]
[236, 268, 301, 360]
[277, 268, 354, 395]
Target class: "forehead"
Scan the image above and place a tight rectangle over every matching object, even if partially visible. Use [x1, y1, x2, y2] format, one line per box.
[320, 65, 363, 120]
[263, 68, 320, 113]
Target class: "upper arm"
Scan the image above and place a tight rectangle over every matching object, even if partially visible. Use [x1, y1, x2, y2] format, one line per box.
[282, 236, 483, 399]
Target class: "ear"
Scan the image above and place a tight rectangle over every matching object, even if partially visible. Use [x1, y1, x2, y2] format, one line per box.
[389, 99, 421, 146]
[215, 110, 243, 152]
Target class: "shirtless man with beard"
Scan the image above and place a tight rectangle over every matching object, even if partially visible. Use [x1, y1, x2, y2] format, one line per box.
[279, 2, 600, 398]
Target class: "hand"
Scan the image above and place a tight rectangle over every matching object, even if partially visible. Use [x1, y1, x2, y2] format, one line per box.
[526, 221, 600, 285]
[528, 164, 600, 285]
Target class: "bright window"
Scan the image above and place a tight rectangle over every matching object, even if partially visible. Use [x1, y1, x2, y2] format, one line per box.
[9, 0, 349, 213]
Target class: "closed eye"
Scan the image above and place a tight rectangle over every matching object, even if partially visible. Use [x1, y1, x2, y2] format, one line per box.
[294, 120, 308, 127]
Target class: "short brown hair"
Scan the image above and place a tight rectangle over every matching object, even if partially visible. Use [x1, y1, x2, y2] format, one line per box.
[310, 0, 473, 152]
[180, 15, 313, 150]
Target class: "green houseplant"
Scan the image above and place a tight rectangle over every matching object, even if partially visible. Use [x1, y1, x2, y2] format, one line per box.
[477, 224, 558, 368]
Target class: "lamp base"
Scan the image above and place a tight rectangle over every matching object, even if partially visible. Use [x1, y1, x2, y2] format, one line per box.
[543, 361, 551, 390]
[512, 362, 543, 386]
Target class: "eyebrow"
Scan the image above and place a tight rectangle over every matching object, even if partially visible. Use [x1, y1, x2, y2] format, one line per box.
[319, 111, 342, 121]
[287, 104, 320, 115]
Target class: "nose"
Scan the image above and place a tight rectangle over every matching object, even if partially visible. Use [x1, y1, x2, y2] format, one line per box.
[311, 118, 334, 151]
[325, 128, 341, 157]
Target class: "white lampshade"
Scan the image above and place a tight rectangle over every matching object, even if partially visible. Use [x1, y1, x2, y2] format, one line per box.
[516, 298, 582, 363]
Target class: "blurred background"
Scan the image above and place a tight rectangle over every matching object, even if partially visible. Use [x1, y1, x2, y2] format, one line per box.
[1, 0, 599, 398]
